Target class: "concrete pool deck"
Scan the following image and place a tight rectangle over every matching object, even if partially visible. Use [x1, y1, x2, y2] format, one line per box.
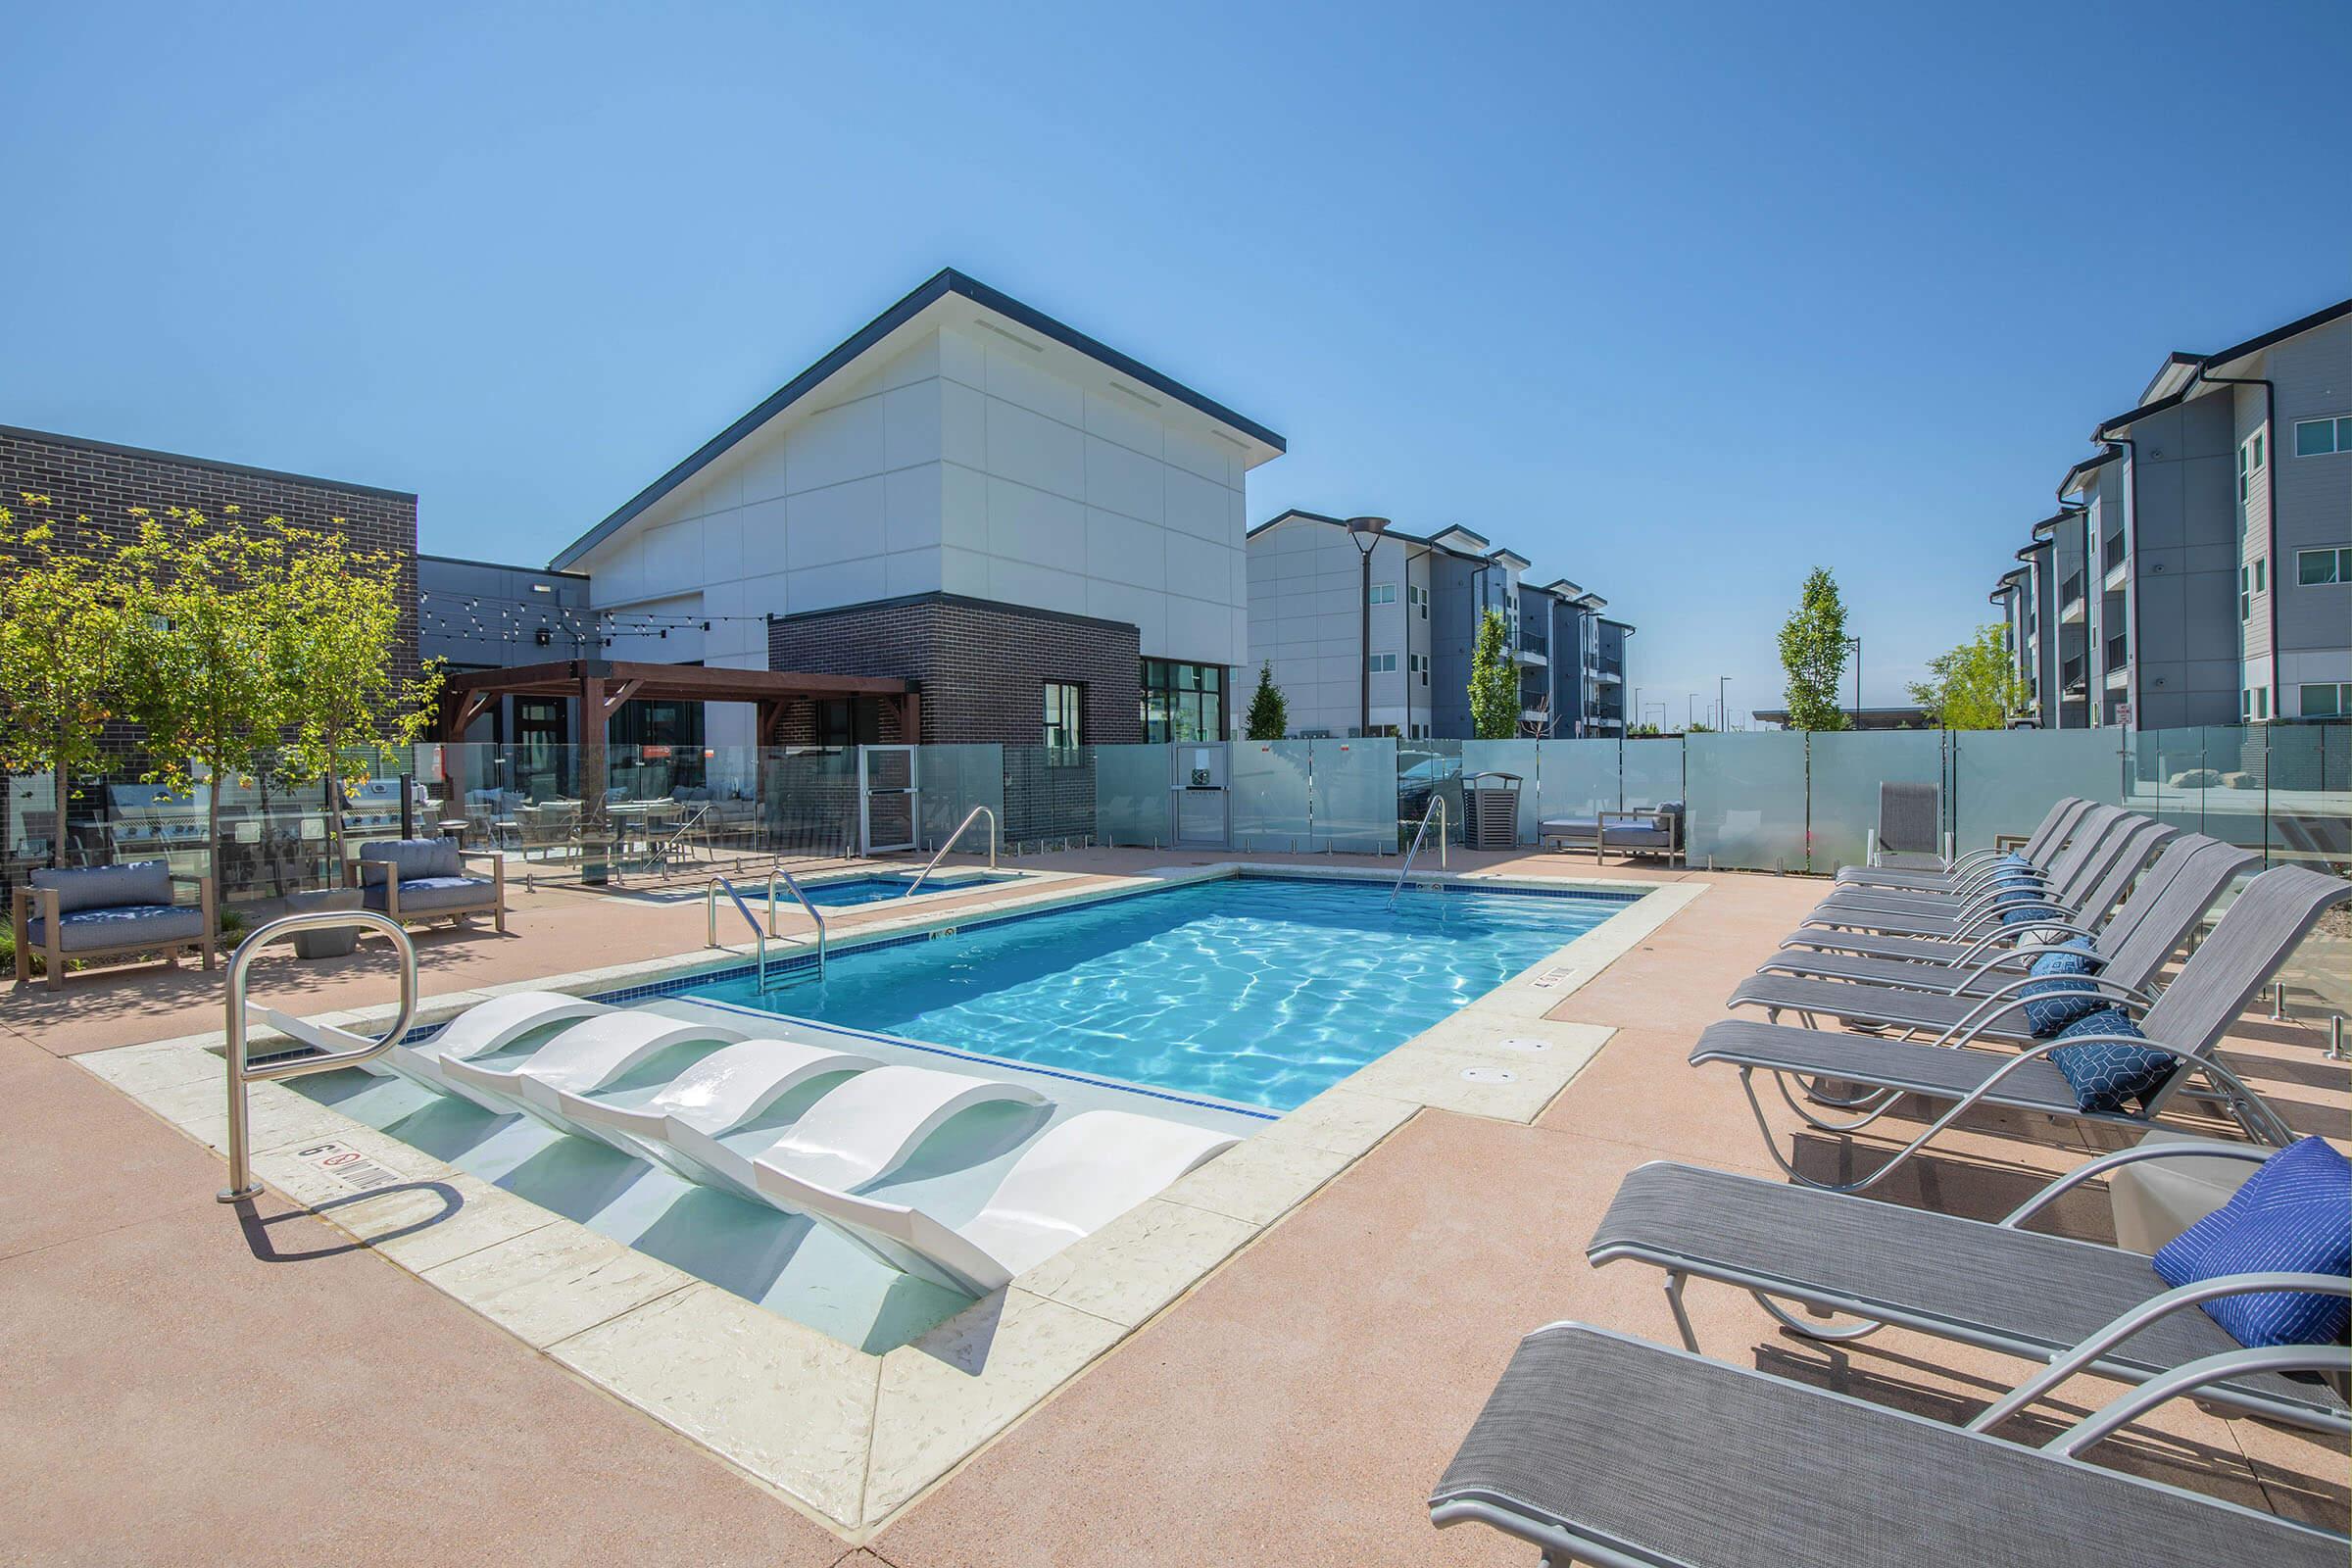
[4, 846, 2345, 1563]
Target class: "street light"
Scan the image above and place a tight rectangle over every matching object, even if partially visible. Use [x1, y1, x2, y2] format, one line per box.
[1717, 674, 1730, 732]
[1843, 636, 1863, 728]
[1345, 517, 1391, 739]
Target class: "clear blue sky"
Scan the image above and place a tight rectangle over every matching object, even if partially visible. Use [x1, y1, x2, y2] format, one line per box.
[6, 3, 2348, 721]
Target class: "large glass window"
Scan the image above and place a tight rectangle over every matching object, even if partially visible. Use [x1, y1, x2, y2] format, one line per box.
[1367, 583, 1396, 606]
[1141, 660, 1225, 742]
[2299, 683, 2347, 718]
[2297, 546, 2351, 585]
[1043, 682, 1084, 753]
[2292, 415, 2352, 456]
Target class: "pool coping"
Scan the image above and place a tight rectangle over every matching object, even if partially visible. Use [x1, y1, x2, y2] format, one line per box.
[71, 860, 1705, 1542]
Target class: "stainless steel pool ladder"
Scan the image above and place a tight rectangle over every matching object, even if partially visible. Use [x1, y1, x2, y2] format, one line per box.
[905, 806, 998, 897]
[1390, 794, 1449, 907]
[709, 869, 826, 989]
[217, 909, 419, 1204]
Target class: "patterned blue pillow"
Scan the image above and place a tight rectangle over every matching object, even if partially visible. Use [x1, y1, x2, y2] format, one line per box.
[1999, 897, 2057, 927]
[2047, 1007, 2175, 1114]
[2021, 941, 2106, 1036]
[2152, 1137, 2352, 1348]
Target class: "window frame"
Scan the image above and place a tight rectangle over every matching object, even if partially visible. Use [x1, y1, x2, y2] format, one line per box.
[1367, 652, 1397, 675]
[2296, 546, 2350, 586]
[1367, 582, 1396, 607]
[2291, 415, 2352, 457]
[2298, 683, 2346, 719]
[1042, 681, 1085, 760]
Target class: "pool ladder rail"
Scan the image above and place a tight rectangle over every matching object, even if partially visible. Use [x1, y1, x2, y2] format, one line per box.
[1390, 793, 1449, 907]
[905, 806, 998, 898]
[706, 868, 827, 992]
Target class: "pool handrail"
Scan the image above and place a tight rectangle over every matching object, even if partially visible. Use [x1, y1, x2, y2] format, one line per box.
[218, 908, 418, 1204]
[707, 873, 784, 991]
[905, 806, 998, 898]
[762, 865, 828, 980]
[1390, 793, 1448, 906]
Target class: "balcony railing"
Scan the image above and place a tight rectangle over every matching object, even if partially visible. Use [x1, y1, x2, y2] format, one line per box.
[2105, 634, 2128, 669]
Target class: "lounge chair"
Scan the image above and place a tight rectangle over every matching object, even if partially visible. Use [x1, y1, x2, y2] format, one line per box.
[1428, 1323, 2346, 1568]
[549, 1035, 883, 1165]
[11, 858, 216, 991]
[366, 990, 612, 1099]
[1538, 801, 1683, 863]
[1727, 836, 2257, 1036]
[1796, 808, 2169, 940]
[1690, 863, 2352, 1191]
[1588, 1158, 2349, 1435]
[1801, 802, 2138, 920]
[657, 1064, 1049, 1206]
[757, 1109, 1242, 1296]
[1862, 780, 1944, 871]
[1834, 796, 2088, 892]
[436, 1011, 748, 1119]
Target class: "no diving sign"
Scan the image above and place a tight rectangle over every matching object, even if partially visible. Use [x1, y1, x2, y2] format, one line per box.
[294, 1141, 405, 1194]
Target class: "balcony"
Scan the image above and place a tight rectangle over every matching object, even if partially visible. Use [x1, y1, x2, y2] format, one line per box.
[2102, 551, 2128, 593]
[2105, 633, 2128, 670]
[1517, 643, 1547, 666]
[2059, 572, 2085, 623]
[1593, 662, 1624, 684]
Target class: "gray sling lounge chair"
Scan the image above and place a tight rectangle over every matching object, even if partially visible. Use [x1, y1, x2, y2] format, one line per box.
[1834, 796, 2087, 892]
[1797, 809, 2171, 941]
[1760, 835, 2255, 992]
[1430, 1323, 2346, 1568]
[1728, 836, 2259, 1036]
[1690, 863, 2352, 1191]
[1862, 780, 1944, 870]
[1588, 1158, 2349, 1435]
[1802, 803, 2138, 920]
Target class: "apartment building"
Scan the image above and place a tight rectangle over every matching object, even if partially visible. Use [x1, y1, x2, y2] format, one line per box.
[1995, 296, 2351, 728]
[1244, 511, 1632, 738]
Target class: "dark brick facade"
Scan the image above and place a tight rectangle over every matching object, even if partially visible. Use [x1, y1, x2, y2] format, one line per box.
[767, 592, 1142, 747]
[0, 425, 420, 692]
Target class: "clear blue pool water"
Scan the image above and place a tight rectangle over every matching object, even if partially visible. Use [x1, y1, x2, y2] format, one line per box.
[798, 875, 945, 907]
[676, 876, 1625, 1110]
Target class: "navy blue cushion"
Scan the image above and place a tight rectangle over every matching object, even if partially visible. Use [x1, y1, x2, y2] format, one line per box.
[2152, 1137, 2352, 1348]
[1999, 898, 2058, 927]
[27, 902, 205, 953]
[2021, 941, 2107, 1036]
[361, 874, 489, 913]
[2047, 1007, 2176, 1114]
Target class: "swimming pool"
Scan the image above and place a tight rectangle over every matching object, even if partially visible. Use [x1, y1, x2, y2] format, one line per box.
[798, 873, 987, 907]
[674, 876, 1628, 1110]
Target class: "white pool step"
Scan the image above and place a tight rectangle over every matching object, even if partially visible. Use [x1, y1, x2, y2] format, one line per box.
[437, 1012, 748, 1122]
[550, 1037, 883, 1166]
[367, 991, 614, 1108]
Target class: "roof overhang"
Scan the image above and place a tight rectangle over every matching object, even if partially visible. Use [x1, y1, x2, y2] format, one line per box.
[1487, 549, 1531, 571]
[1429, 525, 1491, 553]
[2058, 449, 2120, 498]
[554, 270, 1286, 571]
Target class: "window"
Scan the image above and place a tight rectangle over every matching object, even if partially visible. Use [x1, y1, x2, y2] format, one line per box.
[1408, 652, 1429, 687]
[812, 698, 879, 751]
[1367, 652, 1396, 674]
[2299, 684, 2348, 718]
[2236, 430, 2265, 501]
[2292, 416, 2352, 457]
[1407, 584, 1428, 619]
[1367, 583, 1396, 606]
[1140, 661, 1224, 742]
[1043, 682, 1083, 756]
[2254, 559, 2266, 592]
[2257, 687, 2270, 720]
[2298, 546, 2352, 585]
[2240, 564, 2252, 621]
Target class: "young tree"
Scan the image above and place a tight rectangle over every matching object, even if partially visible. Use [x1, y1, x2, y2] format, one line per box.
[118, 509, 293, 862]
[273, 520, 444, 882]
[1909, 623, 2027, 730]
[1777, 566, 1850, 731]
[1468, 608, 1518, 739]
[0, 498, 135, 865]
[1243, 661, 1289, 740]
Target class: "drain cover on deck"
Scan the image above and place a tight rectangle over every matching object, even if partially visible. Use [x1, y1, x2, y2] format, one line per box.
[1494, 1037, 1549, 1054]
[1460, 1066, 1519, 1084]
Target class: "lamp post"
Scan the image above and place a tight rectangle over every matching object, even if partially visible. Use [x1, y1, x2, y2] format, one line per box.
[1844, 636, 1863, 728]
[1346, 516, 1391, 738]
[1717, 674, 1730, 732]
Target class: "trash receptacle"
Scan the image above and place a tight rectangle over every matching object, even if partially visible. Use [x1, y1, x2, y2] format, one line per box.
[1463, 772, 1523, 851]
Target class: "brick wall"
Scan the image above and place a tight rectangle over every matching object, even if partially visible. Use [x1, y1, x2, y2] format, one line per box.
[767, 592, 1142, 747]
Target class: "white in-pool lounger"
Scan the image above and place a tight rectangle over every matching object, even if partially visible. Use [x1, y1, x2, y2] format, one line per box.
[365, 990, 614, 1106]
[436, 1011, 748, 1122]
[547, 1037, 882, 1167]
[757, 1110, 1240, 1297]
[660, 1064, 1049, 1207]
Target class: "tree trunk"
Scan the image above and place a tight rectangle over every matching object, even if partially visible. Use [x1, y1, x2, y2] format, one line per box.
[51, 723, 70, 868]
[324, 752, 344, 890]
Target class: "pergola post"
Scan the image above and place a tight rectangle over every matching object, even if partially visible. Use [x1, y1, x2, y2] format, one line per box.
[579, 672, 608, 884]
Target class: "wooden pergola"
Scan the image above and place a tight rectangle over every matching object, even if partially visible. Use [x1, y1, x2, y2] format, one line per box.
[435, 660, 913, 823]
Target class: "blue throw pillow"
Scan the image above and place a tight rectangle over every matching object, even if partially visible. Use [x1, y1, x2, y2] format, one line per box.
[2000, 898, 2057, 927]
[2152, 1137, 2352, 1348]
[2021, 941, 2106, 1036]
[2047, 1007, 2176, 1114]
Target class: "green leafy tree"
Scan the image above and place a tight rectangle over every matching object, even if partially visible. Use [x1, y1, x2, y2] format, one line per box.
[1777, 566, 1850, 731]
[1468, 609, 1518, 739]
[1909, 623, 2027, 730]
[0, 497, 136, 865]
[118, 509, 293, 860]
[272, 521, 444, 882]
[1243, 661, 1289, 740]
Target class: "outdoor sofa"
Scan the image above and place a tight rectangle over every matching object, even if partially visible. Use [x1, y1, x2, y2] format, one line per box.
[349, 837, 506, 933]
[10, 858, 215, 992]
[1538, 800, 1683, 863]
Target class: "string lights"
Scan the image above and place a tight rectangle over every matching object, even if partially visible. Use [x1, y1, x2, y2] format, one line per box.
[416, 587, 770, 649]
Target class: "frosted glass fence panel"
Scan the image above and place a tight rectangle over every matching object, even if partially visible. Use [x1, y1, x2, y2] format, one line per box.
[761, 749, 859, 858]
[1621, 739, 1686, 810]
[915, 745, 1004, 851]
[1684, 734, 1809, 871]
[1231, 741, 1310, 851]
[1807, 730, 1946, 873]
[1094, 745, 1173, 847]
[1535, 740, 1620, 830]
[1397, 741, 1464, 843]
[1948, 728, 2120, 852]
[1002, 746, 1096, 843]
[1308, 738, 1397, 852]
[2265, 722, 2351, 871]
[2127, 727, 2222, 840]
[1463, 740, 1542, 846]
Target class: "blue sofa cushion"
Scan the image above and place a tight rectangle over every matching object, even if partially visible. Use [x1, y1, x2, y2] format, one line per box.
[2048, 1007, 2176, 1114]
[361, 875, 490, 914]
[28, 902, 205, 953]
[2021, 940, 2107, 1036]
[358, 838, 462, 882]
[32, 858, 172, 913]
[2153, 1137, 2352, 1348]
